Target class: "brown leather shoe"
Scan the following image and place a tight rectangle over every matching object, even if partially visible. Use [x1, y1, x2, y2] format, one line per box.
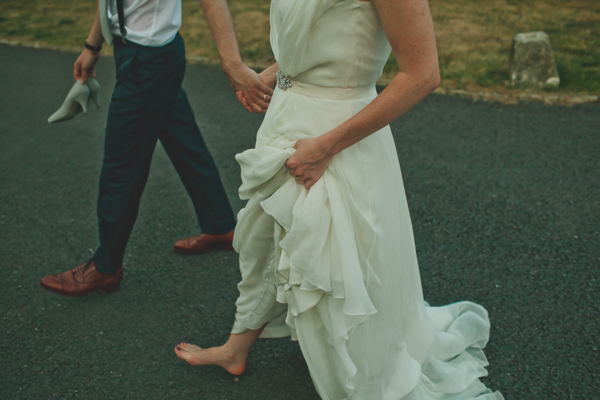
[173, 230, 235, 255]
[39, 260, 123, 297]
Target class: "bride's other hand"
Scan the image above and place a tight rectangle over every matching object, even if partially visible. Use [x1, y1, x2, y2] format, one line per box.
[285, 137, 334, 190]
[225, 63, 273, 114]
[259, 67, 278, 90]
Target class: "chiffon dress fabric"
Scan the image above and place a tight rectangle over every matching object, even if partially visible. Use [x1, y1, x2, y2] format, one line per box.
[230, 0, 504, 399]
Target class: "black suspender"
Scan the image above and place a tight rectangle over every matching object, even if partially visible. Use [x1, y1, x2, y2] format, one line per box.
[116, 0, 127, 43]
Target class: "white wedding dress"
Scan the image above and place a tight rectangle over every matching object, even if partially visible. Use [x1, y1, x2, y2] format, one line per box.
[230, 0, 504, 399]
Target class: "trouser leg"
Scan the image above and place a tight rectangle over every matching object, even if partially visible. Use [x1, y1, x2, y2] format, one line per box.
[159, 88, 236, 235]
[92, 36, 186, 275]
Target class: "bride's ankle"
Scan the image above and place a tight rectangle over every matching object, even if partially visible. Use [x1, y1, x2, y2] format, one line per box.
[213, 345, 246, 375]
[219, 344, 248, 363]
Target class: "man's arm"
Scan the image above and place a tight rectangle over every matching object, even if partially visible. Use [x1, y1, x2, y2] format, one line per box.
[199, 0, 272, 113]
[74, 1, 104, 84]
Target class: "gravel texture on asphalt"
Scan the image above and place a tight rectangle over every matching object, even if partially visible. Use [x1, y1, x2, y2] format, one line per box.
[1, 43, 598, 400]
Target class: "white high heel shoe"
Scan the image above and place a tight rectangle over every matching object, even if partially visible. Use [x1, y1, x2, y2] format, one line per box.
[48, 78, 101, 123]
[86, 77, 101, 109]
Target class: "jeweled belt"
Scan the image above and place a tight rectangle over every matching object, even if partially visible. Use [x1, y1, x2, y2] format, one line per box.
[276, 71, 376, 100]
[276, 70, 292, 91]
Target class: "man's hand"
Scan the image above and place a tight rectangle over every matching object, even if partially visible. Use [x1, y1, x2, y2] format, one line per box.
[226, 62, 273, 114]
[74, 48, 100, 84]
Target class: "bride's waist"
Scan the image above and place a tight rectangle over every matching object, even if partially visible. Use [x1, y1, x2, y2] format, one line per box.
[280, 76, 377, 101]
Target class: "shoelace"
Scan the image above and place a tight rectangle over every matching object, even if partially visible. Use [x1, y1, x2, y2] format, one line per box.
[72, 260, 94, 280]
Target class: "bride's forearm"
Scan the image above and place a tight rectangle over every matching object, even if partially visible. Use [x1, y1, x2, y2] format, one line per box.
[263, 63, 279, 75]
[259, 63, 279, 88]
[319, 0, 439, 157]
[320, 70, 439, 156]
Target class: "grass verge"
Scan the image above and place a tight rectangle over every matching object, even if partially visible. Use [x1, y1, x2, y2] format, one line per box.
[0, 0, 598, 94]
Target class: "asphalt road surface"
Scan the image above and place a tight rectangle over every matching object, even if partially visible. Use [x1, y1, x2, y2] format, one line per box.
[1, 43, 598, 399]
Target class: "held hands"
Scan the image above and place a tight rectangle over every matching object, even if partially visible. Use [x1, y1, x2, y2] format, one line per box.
[226, 63, 273, 114]
[285, 136, 334, 190]
[235, 67, 277, 113]
[74, 48, 100, 84]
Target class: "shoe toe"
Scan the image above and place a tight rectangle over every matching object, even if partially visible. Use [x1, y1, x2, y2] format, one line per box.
[40, 274, 63, 291]
[173, 238, 189, 251]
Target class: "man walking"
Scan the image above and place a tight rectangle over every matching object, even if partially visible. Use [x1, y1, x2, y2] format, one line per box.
[40, 0, 272, 297]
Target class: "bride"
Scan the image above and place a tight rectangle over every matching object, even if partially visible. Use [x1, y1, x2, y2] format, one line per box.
[176, 0, 503, 398]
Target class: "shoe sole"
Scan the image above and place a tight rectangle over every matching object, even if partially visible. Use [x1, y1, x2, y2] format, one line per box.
[39, 281, 121, 297]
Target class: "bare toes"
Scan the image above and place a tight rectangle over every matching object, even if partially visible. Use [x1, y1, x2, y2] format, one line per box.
[174, 346, 185, 359]
[180, 343, 201, 352]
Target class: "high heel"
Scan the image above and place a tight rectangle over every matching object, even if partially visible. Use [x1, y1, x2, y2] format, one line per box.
[48, 80, 91, 123]
[86, 77, 101, 109]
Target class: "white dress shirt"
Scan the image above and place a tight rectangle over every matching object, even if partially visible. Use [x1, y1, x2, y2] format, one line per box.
[108, 0, 182, 47]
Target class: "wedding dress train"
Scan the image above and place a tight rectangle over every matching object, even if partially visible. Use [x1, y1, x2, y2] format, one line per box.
[230, 1, 503, 399]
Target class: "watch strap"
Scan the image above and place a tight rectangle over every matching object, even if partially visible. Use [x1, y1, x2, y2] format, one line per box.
[84, 41, 102, 53]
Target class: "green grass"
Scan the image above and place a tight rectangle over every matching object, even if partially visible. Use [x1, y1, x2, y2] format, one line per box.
[1, 0, 598, 94]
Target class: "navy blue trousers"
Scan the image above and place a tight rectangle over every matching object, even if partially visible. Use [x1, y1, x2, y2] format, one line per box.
[92, 34, 236, 275]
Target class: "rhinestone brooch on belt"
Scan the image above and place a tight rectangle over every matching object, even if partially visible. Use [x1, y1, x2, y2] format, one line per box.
[276, 71, 292, 91]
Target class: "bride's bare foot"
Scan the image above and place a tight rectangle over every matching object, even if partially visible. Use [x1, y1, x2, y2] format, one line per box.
[175, 327, 265, 375]
[174, 342, 247, 375]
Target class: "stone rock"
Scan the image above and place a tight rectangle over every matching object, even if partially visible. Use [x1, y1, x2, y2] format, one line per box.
[509, 31, 560, 89]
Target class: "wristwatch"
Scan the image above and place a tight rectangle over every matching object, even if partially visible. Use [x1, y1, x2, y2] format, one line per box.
[84, 41, 102, 53]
